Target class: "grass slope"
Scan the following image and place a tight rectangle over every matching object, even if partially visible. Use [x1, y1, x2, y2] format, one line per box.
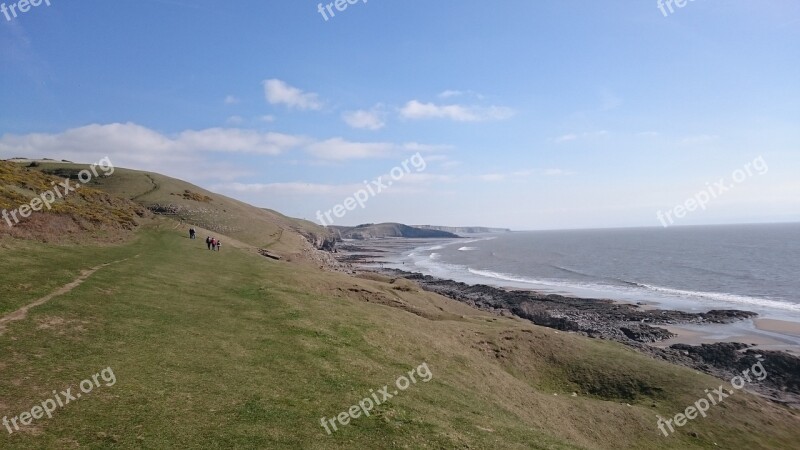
[88, 166, 328, 254]
[1, 220, 798, 449]
[0, 161, 146, 242]
[14, 161, 328, 256]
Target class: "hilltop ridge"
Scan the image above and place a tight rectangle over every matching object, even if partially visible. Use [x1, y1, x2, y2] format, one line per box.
[1, 160, 335, 261]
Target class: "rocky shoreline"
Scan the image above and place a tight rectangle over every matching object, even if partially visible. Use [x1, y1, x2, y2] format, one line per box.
[375, 268, 800, 408]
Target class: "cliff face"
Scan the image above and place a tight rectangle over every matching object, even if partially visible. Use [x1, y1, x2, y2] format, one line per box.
[297, 228, 337, 251]
[414, 225, 511, 233]
[329, 223, 459, 240]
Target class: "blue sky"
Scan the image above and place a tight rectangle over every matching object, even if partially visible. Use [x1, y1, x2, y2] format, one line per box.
[1, 0, 798, 230]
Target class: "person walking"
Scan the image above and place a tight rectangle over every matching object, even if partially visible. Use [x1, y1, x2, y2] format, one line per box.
[211, 238, 217, 250]
[216, 240, 222, 252]
[206, 236, 212, 250]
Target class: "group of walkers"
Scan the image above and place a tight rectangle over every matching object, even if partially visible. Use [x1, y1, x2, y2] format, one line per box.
[206, 236, 222, 252]
[188, 227, 222, 251]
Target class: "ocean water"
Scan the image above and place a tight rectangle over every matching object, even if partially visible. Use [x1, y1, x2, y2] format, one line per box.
[384, 223, 800, 321]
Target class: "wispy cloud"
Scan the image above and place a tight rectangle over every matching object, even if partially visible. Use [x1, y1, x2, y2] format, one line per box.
[305, 138, 394, 160]
[402, 142, 454, 152]
[437, 89, 485, 100]
[216, 182, 358, 196]
[554, 130, 609, 143]
[224, 95, 240, 105]
[400, 100, 514, 122]
[342, 107, 386, 130]
[226, 115, 244, 125]
[0, 122, 311, 165]
[214, 171, 456, 198]
[542, 168, 574, 176]
[0, 122, 455, 164]
[263, 79, 324, 111]
[476, 168, 573, 181]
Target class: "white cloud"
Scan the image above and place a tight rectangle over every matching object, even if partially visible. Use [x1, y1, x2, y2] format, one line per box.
[306, 138, 393, 160]
[214, 175, 449, 198]
[554, 130, 609, 143]
[224, 95, 240, 105]
[438, 90, 464, 99]
[0, 122, 310, 168]
[216, 182, 358, 196]
[0, 122, 451, 167]
[543, 168, 574, 176]
[437, 90, 485, 100]
[342, 108, 386, 130]
[419, 154, 450, 162]
[176, 128, 310, 155]
[397, 173, 455, 184]
[399, 100, 514, 122]
[475, 168, 573, 181]
[305, 139, 454, 161]
[260, 115, 276, 123]
[1, 123, 174, 165]
[226, 115, 244, 125]
[402, 142, 454, 152]
[263, 79, 323, 111]
[478, 173, 508, 182]
[0, 123, 317, 182]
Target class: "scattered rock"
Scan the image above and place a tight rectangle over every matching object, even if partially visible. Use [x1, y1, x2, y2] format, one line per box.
[258, 249, 282, 260]
[378, 269, 800, 407]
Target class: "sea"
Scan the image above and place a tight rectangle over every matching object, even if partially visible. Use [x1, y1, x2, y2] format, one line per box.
[372, 223, 800, 323]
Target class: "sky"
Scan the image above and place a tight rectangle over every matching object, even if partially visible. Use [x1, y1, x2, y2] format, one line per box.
[1, 0, 798, 230]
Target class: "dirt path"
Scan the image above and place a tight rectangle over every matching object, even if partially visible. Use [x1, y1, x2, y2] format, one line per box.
[131, 174, 159, 201]
[0, 259, 128, 335]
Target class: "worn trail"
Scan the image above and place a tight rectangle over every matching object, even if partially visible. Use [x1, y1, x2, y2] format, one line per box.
[0, 259, 129, 334]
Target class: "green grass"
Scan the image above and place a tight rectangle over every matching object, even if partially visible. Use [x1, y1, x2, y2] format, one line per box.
[1, 222, 799, 449]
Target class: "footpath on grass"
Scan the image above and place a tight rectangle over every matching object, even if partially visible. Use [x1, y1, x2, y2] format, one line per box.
[0, 258, 132, 335]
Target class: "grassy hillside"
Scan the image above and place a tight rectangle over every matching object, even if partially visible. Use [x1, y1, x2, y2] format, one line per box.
[0, 161, 147, 242]
[1, 163, 799, 448]
[1, 220, 799, 448]
[10, 161, 332, 258]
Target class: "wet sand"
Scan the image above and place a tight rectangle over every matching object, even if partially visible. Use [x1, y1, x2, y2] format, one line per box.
[655, 319, 800, 357]
[756, 318, 800, 337]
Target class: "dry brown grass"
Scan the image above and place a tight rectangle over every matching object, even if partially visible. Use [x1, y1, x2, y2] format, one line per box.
[0, 162, 148, 243]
